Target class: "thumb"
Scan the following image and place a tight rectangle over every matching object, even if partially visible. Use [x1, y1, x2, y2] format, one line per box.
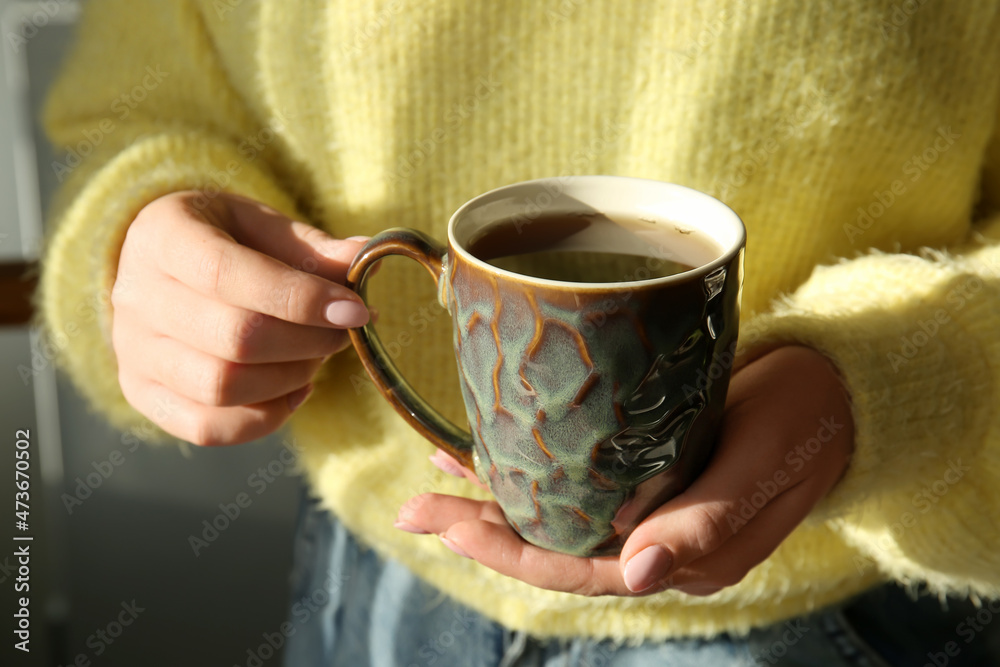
[618, 489, 740, 594]
[618, 346, 854, 594]
[617, 400, 784, 593]
[219, 193, 367, 285]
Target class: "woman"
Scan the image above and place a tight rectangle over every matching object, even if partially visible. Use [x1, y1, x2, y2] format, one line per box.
[40, 1, 1000, 664]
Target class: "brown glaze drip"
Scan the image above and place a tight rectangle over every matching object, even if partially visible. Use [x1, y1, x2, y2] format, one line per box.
[531, 480, 543, 523]
[489, 276, 512, 418]
[535, 409, 547, 423]
[587, 467, 619, 491]
[463, 375, 486, 442]
[612, 381, 626, 424]
[568, 321, 595, 368]
[572, 507, 594, 524]
[527, 318, 595, 368]
[571, 372, 600, 408]
[519, 291, 544, 394]
[466, 310, 483, 333]
[623, 308, 653, 352]
[523, 312, 599, 410]
[532, 427, 555, 460]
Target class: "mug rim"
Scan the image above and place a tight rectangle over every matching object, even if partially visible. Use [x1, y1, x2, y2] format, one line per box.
[446, 175, 746, 291]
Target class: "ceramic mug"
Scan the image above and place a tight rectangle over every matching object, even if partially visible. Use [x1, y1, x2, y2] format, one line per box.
[346, 176, 745, 557]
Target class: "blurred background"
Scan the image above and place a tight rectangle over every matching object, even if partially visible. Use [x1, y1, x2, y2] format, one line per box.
[0, 2, 306, 665]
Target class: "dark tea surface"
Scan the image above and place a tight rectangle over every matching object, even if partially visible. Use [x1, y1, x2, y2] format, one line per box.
[466, 212, 718, 283]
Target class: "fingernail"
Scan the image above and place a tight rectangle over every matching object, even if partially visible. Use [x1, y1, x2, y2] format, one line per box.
[429, 451, 467, 478]
[439, 535, 471, 559]
[287, 384, 313, 412]
[346, 236, 370, 242]
[324, 300, 370, 327]
[393, 520, 429, 535]
[623, 546, 672, 593]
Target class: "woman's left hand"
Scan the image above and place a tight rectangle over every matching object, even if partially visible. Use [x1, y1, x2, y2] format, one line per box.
[395, 345, 854, 597]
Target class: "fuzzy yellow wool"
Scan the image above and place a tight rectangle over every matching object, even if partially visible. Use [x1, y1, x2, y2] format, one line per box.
[39, 0, 1000, 640]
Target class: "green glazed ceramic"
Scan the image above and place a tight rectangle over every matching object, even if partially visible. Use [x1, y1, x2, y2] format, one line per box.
[347, 176, 745, 557]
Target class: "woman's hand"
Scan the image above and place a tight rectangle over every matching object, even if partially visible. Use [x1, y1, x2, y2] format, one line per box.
[111, 191, 370, 446]
[396, 345, 854, 597]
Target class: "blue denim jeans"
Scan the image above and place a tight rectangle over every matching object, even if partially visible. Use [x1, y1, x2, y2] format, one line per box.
[282, 493, 1000, 667]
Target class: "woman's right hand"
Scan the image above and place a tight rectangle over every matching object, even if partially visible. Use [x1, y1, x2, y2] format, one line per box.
[111, 191, 370, 446]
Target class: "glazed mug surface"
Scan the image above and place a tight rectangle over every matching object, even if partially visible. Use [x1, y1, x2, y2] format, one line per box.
[346, 176, 745, 557]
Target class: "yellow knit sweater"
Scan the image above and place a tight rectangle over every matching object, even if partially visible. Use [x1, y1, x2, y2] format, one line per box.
[40, 0, 1000, 641]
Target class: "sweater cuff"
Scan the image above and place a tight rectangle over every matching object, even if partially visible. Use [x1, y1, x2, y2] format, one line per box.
[39, 131, 300, 437]
[737, 249, 1000, 596]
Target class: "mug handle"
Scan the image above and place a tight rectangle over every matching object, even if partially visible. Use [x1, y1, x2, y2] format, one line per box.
[345, 228, 475, 470]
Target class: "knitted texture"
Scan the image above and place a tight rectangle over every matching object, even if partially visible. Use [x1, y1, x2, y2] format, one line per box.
[40, 0, 1000, 640]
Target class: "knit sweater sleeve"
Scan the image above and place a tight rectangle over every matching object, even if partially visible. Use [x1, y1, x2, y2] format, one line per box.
[38, 0, 300, 433]
[741, 127, 1000, 599]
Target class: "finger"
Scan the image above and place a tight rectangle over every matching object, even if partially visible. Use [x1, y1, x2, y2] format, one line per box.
[118, 373, 311, 447]
[446, 520, 630, 596]
[128, 275, 351, 363]
[659, 480, 818, 596]
[153, 204, 367, 328]
[116, 325, 324, 407]
[222, 195, 368, 285]
[429, 450, 488, 489]
[397, 494, 628, 596]
[397, 492, 508, 531]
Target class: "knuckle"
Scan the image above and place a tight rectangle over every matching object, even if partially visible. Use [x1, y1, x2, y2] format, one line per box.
[685, 504, 729, 555]
[116, 375, 172, 438]
[198, 357, 242, 406]
[296, 227, 328, 271]
[217, 310, 265, 361]
[573, 565, 605, 597]
[183, 408, 244, 447]
[197, 246, 232, 296]
[530, 552, 603, 597]
[111, 256, 148, 310]
[110, 278, 131, 310]
[116, 368, 139, 406]
[134, 193, 183, 248]
[275, 277, 310, 322]
[108, 270, 136, 310]
[186, 419, 223, 447]
[267, 265, 322, 324]
[127, 204, 156, 241]
[299, 224, 328, 246]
